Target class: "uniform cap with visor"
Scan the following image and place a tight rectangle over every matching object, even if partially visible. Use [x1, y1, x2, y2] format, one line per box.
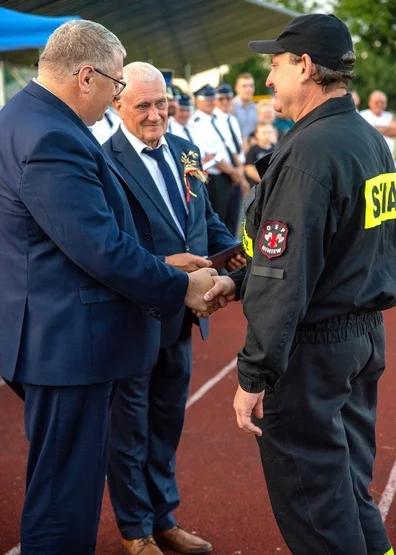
[215, 84, 234, 98]
[178, 94, 192, 109]
[249, 14, 354, 72]
[193, 84, 216, 100]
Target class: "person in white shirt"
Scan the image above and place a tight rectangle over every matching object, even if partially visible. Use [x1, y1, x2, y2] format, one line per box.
[167, 94, 194, 141]
[189, 84, 242, 235]
[360, 90, 396, 159]
[214, 84, 245, 163]
[89, 106, 121, 144]
[214, 84, 250, 226]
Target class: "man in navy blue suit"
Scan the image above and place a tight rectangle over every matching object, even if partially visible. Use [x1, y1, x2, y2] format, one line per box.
[0, 21, 217, 555]
[103, 62, 245, 555]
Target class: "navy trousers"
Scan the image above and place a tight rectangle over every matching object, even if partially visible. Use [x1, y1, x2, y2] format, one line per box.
[255, 315, 391, 555]
[107, 334, 192, 539]
[20, 381, 117, 555]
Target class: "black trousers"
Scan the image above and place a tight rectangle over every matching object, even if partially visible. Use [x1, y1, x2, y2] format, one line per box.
[255, 313, 391, 555]
[207, 173, 241, 237]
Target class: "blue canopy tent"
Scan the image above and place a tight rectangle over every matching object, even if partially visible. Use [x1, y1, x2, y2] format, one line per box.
[0, 7, 78, 52]
[0, 7, 79, 105]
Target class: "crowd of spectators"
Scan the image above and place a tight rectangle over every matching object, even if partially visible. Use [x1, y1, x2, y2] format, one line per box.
[90, 74, 396, 237]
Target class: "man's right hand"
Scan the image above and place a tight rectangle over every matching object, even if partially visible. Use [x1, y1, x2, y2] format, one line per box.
[204, 275, 236, 303]
[192, 275, 236, 317]
[166, 253, 212, 273]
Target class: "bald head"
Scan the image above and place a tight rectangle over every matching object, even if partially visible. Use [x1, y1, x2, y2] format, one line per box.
[368, 90, 387, 116]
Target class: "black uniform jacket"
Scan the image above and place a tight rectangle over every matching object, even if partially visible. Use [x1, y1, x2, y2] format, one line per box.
[235, 94, 396, 392]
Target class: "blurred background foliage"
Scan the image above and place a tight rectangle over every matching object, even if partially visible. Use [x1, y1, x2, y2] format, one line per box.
[223, 0, 396, 110]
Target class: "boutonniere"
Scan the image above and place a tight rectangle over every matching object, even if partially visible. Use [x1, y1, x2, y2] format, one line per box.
[181, 150, 208, 203]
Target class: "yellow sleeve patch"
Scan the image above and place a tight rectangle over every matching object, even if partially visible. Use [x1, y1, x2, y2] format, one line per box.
[364, 173, 396, 229]
[384, 548, 394, 555]
[242, 220, 254, 258]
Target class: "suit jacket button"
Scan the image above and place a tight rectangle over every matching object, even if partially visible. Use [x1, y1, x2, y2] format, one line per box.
[143, 233, 152, 241]
[185, 245, 190, 251]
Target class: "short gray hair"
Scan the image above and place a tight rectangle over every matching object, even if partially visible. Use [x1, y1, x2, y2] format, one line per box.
[289, 51, 355, 92]
[123, 62, 166, 86]
[39, 20, 126, 79]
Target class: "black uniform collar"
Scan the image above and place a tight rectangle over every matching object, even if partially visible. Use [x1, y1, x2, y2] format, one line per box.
[270, 93, 356, 165]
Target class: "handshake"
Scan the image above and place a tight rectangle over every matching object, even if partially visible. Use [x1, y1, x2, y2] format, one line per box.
[184, 267, 237, 317]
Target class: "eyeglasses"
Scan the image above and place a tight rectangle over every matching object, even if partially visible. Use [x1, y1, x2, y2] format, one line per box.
[73, 67, 127, 96]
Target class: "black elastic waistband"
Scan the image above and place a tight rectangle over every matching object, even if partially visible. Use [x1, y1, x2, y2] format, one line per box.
[295, 312, 383, 344]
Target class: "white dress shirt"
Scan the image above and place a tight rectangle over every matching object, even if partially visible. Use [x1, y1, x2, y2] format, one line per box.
[213, 107, 245, 163]
[90, 109, 121, 145]
[168, 116, 195, 143]
[33, 77, 54, 94]
[189, 109, 228, 175]
[121, 123, 188, 238]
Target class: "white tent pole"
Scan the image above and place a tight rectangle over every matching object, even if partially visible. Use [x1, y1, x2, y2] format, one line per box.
[184, 63, 191, 95]
[0, 61, 6, 108]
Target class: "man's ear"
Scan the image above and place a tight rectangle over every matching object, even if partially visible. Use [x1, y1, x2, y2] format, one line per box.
[78, 66, 95, 95]
[112, 97, 122, 114]
[299, 54, 314, 83]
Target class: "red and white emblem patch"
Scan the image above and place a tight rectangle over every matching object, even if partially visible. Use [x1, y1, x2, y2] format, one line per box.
[258, 220, 289, 259]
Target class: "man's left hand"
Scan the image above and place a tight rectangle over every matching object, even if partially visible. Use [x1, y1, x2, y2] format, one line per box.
[227, 253, 246, 271]
[233, 385, 264, 436]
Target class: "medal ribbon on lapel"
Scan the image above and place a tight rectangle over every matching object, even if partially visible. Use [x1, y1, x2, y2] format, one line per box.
[181, 150, 208, 203]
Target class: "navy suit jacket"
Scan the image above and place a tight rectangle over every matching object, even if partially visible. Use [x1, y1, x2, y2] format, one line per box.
[103, 128, 237, 347]
[0, 81, 189, 386]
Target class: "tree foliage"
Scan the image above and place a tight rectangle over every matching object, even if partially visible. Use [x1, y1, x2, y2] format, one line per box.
[222, 0, 320, 95]
[335, 0, 396, 110]
[222, 56, 271, 96]
[224, 0, 396, 110]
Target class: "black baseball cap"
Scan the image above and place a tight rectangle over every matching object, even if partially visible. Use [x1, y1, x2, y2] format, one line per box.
[249, 14, 354, 72]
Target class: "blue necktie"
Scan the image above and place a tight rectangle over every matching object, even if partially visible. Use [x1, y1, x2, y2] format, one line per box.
[184, 126, 193, 142]
[211, 115, 237, 167]
[227, 116, 242, 154]
[143, 145, 187, 234]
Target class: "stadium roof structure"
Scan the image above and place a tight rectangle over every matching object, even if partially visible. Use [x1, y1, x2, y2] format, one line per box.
[0, 0, 299, 74]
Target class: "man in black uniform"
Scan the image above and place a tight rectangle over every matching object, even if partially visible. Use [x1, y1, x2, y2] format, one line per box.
[202, 13, 396, 555]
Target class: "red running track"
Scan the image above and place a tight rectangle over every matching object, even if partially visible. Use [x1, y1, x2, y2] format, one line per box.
[1, 303, 396, 554]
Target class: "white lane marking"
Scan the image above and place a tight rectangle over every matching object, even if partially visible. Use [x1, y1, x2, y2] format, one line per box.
[379, 459, 396, 521]
[3, 360, 396, 545]
[2, 358, 237, 555]
[4, 544, 20, 555]
[186, 357, 237, 409]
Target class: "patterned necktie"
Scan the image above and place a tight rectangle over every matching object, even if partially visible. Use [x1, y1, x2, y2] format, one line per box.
[143, 145, 187, 234]
[227, 115, 242, 154]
